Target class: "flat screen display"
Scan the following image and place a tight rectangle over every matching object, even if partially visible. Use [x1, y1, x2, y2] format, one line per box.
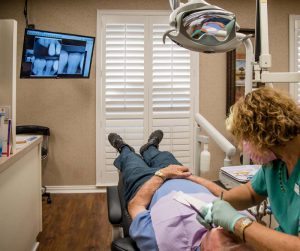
[20, 29, 95, 78]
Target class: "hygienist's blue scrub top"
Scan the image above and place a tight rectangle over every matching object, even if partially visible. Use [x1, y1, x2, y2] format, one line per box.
[251, 159, 300, 236]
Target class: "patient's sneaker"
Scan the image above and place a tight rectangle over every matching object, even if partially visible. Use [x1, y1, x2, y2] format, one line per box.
[108, 133, 134, 153]
[140, 130, 164, 155]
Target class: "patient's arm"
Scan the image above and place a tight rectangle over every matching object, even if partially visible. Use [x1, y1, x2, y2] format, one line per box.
[128, 176, 164, 219]
[187, 175, 265, 210]
[187, 175, 226, 197]
[128, 165, 191, 219]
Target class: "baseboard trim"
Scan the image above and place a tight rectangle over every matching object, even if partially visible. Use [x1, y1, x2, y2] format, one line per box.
[45, 185, 106, 194]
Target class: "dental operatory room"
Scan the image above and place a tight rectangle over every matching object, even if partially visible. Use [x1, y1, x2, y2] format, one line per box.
[1, 0, 300, 250]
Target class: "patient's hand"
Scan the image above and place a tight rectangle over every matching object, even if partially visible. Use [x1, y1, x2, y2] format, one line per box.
[161, 165, 192, 179]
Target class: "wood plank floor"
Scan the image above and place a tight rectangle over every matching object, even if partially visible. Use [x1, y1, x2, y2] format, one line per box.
[37, 193, 112, 251]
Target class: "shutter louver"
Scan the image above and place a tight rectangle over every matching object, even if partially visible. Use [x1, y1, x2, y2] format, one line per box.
[152, 24, 191, 115]
[104, 22, 145, 174]
[105, 24, 145, 117]
[151, 23, 194, 167]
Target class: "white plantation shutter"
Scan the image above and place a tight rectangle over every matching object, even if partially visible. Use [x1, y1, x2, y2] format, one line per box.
[99, 16, 147, 184]
[97, 12, 199, 185]
[152, 24, 191, 115]
[290, 16, 300, 104]
[105, 23, 145, 117]
[151, 22, 194, 167]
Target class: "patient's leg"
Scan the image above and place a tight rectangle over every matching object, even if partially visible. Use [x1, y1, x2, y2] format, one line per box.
[114, 147, 159, 203]
[142, 146, 182, 169]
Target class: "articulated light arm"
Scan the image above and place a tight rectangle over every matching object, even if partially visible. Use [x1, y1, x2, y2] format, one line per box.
[166, 0, 300, 168]
[167, 0, 300, 83]
[195, 113, 236, 166]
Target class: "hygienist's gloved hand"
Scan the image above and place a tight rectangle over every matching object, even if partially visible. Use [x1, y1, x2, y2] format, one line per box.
[211, 199, 245, 232]
[196, 202, 213, 229]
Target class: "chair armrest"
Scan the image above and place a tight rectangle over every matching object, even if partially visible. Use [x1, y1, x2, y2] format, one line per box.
[111, 237, 139, 251]
[107, 186, 122, 225]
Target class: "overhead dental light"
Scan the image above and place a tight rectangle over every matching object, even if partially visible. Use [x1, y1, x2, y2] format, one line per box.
[169, 0, 300, 166]
[166, 0, 300, 84]
[164, 0, 245, 53]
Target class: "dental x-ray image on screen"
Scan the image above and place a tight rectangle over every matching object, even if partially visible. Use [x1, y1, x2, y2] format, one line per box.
[20, 29, 95, 78]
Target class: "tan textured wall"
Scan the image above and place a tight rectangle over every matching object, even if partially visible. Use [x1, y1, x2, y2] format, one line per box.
[0, 0, 299, 184]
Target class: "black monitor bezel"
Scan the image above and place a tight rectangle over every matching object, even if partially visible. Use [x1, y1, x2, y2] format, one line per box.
[20, 28, 95, 79]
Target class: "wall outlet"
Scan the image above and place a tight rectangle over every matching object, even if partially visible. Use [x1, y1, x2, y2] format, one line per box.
[0, 105, 11, 120]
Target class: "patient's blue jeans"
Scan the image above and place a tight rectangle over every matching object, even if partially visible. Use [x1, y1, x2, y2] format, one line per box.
[114, 146, 182, 203]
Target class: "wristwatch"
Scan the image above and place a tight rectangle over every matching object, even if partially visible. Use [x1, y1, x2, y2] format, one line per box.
[154, 170, 167, 181]
[236, 217, 253, 242]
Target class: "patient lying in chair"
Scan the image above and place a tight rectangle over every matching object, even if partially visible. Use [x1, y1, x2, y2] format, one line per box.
[108, 130, 253, 251]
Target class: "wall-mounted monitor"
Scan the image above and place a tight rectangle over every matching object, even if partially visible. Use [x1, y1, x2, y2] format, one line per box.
[20, 29, 95, 78]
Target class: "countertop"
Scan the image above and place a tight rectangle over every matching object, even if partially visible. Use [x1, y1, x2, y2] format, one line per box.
[0, 135, 42, 174]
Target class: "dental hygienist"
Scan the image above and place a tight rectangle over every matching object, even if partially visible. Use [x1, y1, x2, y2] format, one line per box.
[191, 87, 300, 250]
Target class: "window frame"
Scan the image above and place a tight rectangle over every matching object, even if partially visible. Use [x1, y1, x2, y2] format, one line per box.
[96, 10, 199, 186]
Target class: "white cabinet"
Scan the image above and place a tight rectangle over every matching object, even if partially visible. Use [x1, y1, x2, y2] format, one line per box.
[0, 137, 43, 251]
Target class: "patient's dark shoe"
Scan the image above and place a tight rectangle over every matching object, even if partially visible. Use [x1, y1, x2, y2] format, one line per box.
[140, 130, 164, 155]
[108, 133, 134, 153]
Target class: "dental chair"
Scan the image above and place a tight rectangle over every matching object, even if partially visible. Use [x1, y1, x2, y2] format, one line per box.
[107, 173, 139, 251]
[107, 173, 228, 251]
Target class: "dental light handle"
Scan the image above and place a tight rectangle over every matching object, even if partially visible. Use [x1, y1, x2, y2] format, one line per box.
[200, 142, 211, 174]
